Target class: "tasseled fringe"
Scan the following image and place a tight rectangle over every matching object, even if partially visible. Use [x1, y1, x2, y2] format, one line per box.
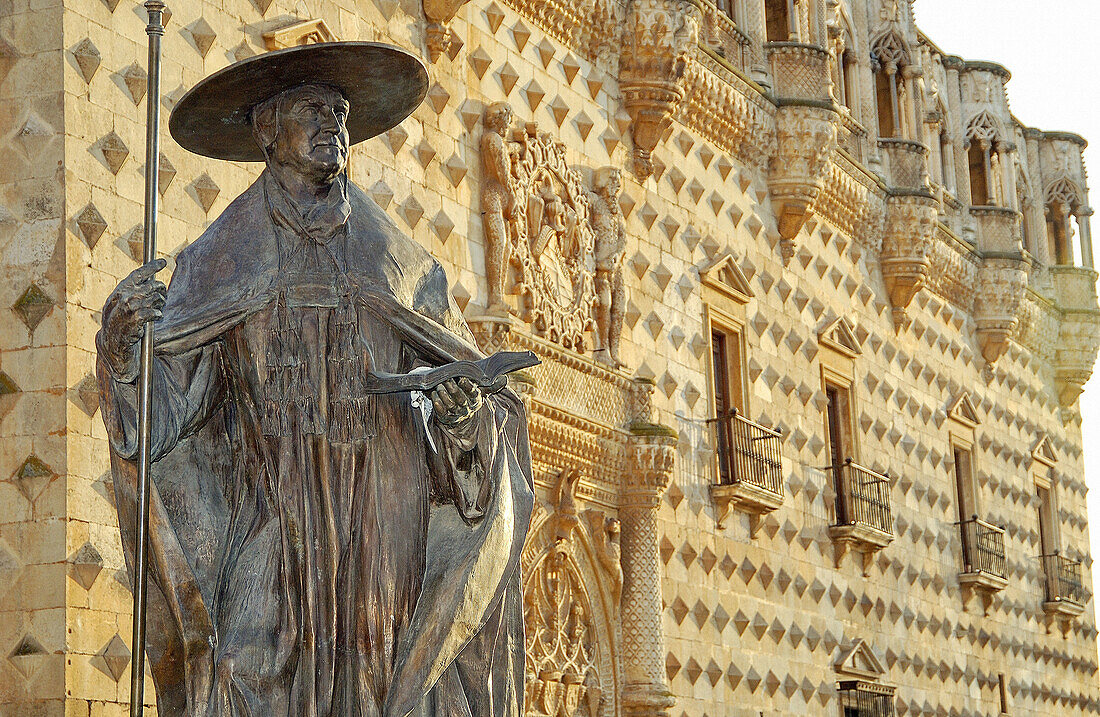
[327, 288, 372, 442]
[262, 294, 326, 437]
[261, 288, 373, 441]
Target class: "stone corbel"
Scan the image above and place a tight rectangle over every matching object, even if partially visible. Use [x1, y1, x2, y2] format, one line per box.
[769, 105, 839, 262]
[1050, 265, 1100, 405]
[880, 192, 938, 328]
[422, 0, 472, 61]
[974, 253, 1028, 364]
[619, 0, 701, 181]
[972, 207, 1028, 364]
[765, 43, 839, 262]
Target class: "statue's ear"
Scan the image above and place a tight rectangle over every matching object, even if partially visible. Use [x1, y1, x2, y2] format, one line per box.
[252, 103, 278, 154]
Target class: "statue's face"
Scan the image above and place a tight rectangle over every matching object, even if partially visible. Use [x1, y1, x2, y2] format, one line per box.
[605, 170, 621, 197]
[269, 84, 350, 183]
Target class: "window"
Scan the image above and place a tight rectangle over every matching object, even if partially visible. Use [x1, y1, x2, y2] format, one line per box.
[968, 142, 991, 205]
[1036, 484, 1057, 557]
[711, 324, 747, 485]
[764, 0, 790, 42]
[870, 33, 909, 139]
[952, 445, 977, 524]
[874, 67, 897, 138]
[825, 381, 855, 505]
[998, 673, 1008, 714]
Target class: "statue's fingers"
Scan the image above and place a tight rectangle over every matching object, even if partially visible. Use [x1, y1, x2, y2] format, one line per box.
[130, 258, 167, 282]
[133, 306, 161, 325]
[459, 378, 482, 409]
[444, 380, 467, 409]
[433, 385, 456, 413]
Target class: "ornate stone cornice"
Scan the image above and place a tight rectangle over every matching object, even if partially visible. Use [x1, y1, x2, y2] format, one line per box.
[678, 51, 776, 169]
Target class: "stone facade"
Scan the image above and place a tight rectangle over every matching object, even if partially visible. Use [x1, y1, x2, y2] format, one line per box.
[1, 0, 1099, 715]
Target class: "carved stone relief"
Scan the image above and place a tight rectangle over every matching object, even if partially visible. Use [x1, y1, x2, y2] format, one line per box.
[769, 105, 839, 261]
[881, 192, 938, 326]
[480, 104, 597, 352]
[523, 470, 621, 717]
[589, 167, 626, 367]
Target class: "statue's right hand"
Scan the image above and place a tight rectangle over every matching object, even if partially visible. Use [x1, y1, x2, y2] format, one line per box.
[100, 259, 167, 376]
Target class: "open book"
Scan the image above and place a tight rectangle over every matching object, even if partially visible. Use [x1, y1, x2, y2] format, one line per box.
[363, 350, 541, 395]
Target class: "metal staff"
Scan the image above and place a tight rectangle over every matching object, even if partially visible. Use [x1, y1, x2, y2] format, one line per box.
[131, 2, 165, 714]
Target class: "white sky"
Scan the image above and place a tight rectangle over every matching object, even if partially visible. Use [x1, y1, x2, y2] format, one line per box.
[913, 0, 1100, 620]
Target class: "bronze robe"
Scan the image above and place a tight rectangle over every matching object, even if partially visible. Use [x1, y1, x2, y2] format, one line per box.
[99, 173, 532, 717]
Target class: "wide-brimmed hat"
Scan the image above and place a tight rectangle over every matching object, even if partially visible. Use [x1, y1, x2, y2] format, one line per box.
[169, 42, 428, 162]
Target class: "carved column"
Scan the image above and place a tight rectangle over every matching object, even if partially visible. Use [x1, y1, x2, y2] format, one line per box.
[743, 0, 770, 88]
[1076, 207, 1094, 268]
[619, 0, 701, 180]
[619, 429, 676, 717]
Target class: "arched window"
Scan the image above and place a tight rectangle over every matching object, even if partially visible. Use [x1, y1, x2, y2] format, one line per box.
[1045, 179, 1083, 265]
[764, 0, 790, 42]
[871, 32, 910, 139]
[715, 0, 737, 21]
[964, 112, 1004, 206]
[967, 142, 990, 205]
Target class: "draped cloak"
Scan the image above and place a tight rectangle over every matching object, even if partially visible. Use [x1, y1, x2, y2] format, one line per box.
[98, 172, 534, 717]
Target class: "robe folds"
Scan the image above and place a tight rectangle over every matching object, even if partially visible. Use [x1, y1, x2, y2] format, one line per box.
[98, 173, 533, 717]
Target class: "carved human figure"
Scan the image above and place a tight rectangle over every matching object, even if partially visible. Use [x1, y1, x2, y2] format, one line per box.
[97, 44, 532, 717]
[481, 102, 516, 315]
[589, 167, 627, 366]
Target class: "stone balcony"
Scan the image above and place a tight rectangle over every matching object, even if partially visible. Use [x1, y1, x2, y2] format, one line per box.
[765, 42, 839, 261]
[1050, 265, 1100, 404]
[878, 138, 930, 193]
[970, 205, 1022, 253]
[969, 206, 1028, 363]
[828, 459, 894, 574]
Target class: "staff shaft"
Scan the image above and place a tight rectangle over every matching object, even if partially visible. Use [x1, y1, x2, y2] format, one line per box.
[131, 2, 164, 715]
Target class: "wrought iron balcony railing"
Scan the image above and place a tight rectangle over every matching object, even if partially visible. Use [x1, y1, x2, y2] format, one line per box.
[838, 680, 895, 717]
[1042, 552, 1087, 606]
[710, 409, 783, 497]
[959, 516, 1007, 580]
[832, 459, 893, 536]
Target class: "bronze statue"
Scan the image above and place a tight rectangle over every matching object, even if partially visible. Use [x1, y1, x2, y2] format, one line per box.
[97, 42, 533, 717]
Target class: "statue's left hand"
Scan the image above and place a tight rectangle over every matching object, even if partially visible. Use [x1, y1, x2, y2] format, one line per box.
[430, 377, 483, 429]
